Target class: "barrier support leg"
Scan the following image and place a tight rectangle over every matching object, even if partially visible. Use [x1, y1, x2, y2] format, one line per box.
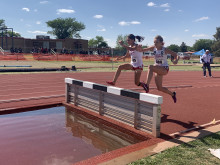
[99, 92, 104, 115]
[152, 105, 161, 137]
[65, 83, 70, 103]
[74, 85, 79, 106]
[134, 100, 139, 129]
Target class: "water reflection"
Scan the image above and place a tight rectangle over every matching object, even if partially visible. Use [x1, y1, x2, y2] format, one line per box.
[65, 106, 142, 153]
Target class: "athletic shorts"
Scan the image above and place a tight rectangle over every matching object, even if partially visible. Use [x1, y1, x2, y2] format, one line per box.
[163, 66, 169, 72]
[132, 65, 143, 71]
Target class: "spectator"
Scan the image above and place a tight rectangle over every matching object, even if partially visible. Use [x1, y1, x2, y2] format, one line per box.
[201, 50, 213, 77]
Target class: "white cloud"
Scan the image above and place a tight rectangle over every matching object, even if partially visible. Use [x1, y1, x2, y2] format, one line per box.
[160, 3, 170, 7]
[118, 21, 141, 26]
[147, 2, 156, 7]
[97, 25, 106, 32]
[36, 21, 41, 25]
[194, 16, 209, 22]
[22, 8, 30, 12]
[56, 9, 75, 14]
[185, 29, 189, 32]
[40, 1, 49, 4]
[97, 28, 106, 32]
[151, 29, 157, 32]
[178, 9, 183, 12]
[164, 9, 170, 12]
[119, 21, 129, 26]
[192, 34, 209, 38]
[94, 15, 103, 19]
[34, 9, 38, 12]
[130, 21, 141, 24]
[28, 30, 47, 34]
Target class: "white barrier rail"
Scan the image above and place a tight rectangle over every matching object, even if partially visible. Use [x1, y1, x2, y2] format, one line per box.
[65, 78, 163, 137]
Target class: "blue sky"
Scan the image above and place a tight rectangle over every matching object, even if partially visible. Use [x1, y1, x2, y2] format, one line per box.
[1, 0, 219, 48]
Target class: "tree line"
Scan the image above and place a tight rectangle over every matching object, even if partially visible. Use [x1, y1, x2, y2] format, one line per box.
[1, 18, 219, 56]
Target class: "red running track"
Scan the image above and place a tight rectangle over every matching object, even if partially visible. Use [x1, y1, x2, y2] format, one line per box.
[0, 71, 220, 136]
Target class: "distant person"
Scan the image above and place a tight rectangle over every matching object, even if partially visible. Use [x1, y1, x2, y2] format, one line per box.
[106, 34, 148, 92]
[137, 35, 179, 103]
[201, 50, 213, 77]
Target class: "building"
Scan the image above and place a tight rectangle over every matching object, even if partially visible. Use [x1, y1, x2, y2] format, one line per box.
[0, 36, 88, 53]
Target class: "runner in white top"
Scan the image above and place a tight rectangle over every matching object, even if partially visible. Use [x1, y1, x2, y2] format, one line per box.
[138, 35, 180, 103]
[154, 47, 169, 67]
[130, 48, 143, 68]
[106, 34, 148, 91]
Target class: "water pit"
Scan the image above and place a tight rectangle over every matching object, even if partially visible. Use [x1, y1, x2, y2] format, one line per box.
[0, 106, 144, 165]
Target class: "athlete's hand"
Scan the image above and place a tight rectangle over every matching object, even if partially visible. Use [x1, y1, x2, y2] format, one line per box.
[137, 44, 143, 52]
[173, 56, 180, 64]
[119, 40, 124, 46]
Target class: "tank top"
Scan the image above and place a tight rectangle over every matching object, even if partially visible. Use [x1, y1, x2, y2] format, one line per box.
[153, 47, 168, 66]
[129, 46, 143, 67]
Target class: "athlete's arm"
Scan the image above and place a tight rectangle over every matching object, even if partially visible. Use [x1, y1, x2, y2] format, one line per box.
[115, 51, 129, 61]
[137, 45, 154, 52]
[119, 40, 137, 51]
[165, 48, 179, 64]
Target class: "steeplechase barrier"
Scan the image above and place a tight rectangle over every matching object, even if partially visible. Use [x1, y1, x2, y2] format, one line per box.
[65, 78, 163, 137]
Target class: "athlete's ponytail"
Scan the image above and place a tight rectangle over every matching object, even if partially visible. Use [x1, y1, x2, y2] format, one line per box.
[128, 34, 144, 42]
[135, 36, 145, 42]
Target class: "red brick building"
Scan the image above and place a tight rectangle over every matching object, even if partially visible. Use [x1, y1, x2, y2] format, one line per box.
[0, 36, 88, 53]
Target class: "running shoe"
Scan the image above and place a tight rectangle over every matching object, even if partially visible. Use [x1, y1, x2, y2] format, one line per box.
[172, 92, 177, 103]
[106, 81, 115, 86]
[141, 82, 149, 93]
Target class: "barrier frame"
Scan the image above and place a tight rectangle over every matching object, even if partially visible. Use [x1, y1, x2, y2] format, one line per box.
[65, 78, 163, 137]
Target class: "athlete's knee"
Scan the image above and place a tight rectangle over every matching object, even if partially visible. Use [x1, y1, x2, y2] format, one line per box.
[118, 65, 123, 70]
[157, 86, 163, 91]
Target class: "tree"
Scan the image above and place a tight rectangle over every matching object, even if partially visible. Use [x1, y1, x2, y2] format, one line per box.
[187, 46, 194, 51]
[0, 19, 6, 29]
[88, 36, 108, 48]
[211, 27, 220, 57]
[7, 31, 21, 37]
[167, 44, 180, 52]
[115, 34, 128, 48]
[0, 19, 21, 37]
[180, 42, 188, 52]
[88, 38, 98, 48]
[193, 39, 213, 51]
[46, 17, 85, 39]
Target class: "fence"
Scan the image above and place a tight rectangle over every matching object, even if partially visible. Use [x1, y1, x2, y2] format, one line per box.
[65, 78, 163, 137]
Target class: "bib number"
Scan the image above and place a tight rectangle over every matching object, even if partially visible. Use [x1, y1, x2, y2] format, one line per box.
[156, 59, 163, 64]
[132, 58, 137, 63]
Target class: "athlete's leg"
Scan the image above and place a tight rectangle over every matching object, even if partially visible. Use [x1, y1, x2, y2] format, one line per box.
[154, 74, 173, 96]
[134, 69, 142, 86]
[112, 63, 133, 84]
[146, 65, 168, 86]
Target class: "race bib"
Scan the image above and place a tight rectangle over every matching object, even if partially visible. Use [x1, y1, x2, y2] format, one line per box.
[156, 59, 164, 64]
[132, 58, 137, 63]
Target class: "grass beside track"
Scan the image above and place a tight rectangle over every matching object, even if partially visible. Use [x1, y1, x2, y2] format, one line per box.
[129, 132, 220, 165]
[1, 59, 220, 73]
